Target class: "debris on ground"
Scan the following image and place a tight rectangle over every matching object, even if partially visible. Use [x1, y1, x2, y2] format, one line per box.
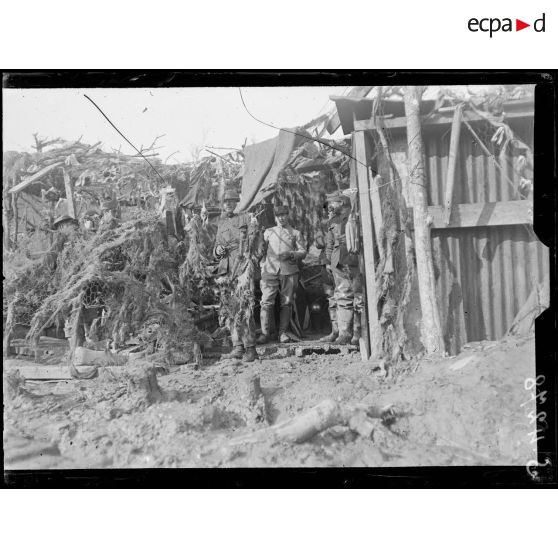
[3, 333, 537, 468]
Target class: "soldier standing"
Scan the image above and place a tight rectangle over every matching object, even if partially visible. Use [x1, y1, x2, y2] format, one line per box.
[257, 205, 306, 344]
[318, 198, 339, 342]
[325, 192, 363, 345]
[213, 188, 259, 362]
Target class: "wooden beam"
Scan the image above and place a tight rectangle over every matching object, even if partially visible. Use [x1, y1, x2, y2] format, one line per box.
[404, 86, 444, 354]
[4, 362, 74, 380]
[3, 186, 11, 251]
[443, 104, 463, 225]
[427, 200, 532, 229]
[12, 194, 19, 247]
[353, 130, 382, 359]
[354, 108, 533, 132]
[357, 254, 370, 361]
[7, 162, 63, 195]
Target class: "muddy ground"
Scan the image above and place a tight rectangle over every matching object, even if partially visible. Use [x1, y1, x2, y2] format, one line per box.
[4, 333, 537, 469]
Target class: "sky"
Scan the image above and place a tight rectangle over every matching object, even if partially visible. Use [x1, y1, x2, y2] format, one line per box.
[3, 86, 349, 163]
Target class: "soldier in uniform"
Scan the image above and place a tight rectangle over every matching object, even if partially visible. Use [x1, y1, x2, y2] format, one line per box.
[325, 192, 363, 345]
[213, 188, 259, 362]
[317, 197, 339, 342]
[257, 205, 306, 344]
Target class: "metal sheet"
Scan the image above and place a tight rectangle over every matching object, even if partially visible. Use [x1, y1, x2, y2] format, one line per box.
[380, 115, 546, 352]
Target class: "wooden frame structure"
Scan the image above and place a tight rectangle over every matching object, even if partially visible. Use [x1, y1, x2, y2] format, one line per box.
[348, 95, 541, 358]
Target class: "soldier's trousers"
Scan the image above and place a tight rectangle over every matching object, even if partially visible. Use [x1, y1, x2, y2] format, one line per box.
[321, 265, 337, 312]
[331, 265, 363, 313]
[230, 320, 256, 349]
[218, 279, 256, 349]
[260, 273, 298, 309]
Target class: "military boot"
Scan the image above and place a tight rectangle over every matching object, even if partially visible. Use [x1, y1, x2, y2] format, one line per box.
[257, 307, 271, 344]
[334, 308, 353, 345]
[243, 346, 258, 362]
[350, 312, 361, 346]
[278, 306, 292, 343]
[319, 308, 339, 343]
[225, 345, 244, 360]
[269, 307, 278, 340]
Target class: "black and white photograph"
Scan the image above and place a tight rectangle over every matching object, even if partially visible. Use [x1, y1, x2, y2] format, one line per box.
[2, 76, 555, 480]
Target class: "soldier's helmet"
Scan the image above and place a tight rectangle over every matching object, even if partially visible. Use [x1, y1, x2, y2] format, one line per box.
[53, 214, 79, 230]
[222, 188, 240, 202]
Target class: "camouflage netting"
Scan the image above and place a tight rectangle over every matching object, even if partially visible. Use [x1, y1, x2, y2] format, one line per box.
[3, 230, 66, 328]
[4, 209, 212, 364]
[252, 138, 352, 248]
[180, 152, 243, 209]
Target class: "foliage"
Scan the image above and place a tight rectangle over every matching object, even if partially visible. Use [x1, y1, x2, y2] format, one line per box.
[5, 209, 211, 362]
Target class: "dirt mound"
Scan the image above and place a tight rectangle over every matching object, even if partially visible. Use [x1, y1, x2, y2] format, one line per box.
[3, 334, 537, 468]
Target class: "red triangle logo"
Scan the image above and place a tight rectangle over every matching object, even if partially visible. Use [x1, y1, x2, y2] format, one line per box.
[516, 19, 530, 31]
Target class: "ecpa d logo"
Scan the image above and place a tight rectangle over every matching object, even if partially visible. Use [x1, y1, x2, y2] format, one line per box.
[468, 13, 546, 37]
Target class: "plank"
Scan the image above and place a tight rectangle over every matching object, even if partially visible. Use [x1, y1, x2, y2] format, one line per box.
[426, 200, 532, 229]
[326, 86, 374, 134]
[368, 170, 384, 260]
[443, 104, 463, 224]
[8, 162, 63, 195]
[354, 108, 533, 132]
[353, 131, 382, 359]
[4, 361, 73, 380]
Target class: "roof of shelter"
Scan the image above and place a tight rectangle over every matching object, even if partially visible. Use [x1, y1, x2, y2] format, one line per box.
[327, 85, 535, 135]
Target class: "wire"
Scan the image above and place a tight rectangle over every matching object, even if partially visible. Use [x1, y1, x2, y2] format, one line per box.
[312, 85, 348, 120]
[238, 87, 374, 172]
[83, 94, 169, 186]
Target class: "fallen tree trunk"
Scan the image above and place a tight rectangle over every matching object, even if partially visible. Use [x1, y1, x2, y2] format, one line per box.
[229, 399, 394, 445]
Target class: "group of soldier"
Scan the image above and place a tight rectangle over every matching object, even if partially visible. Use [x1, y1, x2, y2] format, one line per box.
[212, 188, 363, 363]
[40, 185, 363, 361]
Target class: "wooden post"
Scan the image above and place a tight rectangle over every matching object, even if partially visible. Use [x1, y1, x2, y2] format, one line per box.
[12, 194, 19, 248]
[443, 104, 463, 225]
[353, 130, 382, 359]
[3, 191, 11, 251]
[403, 86, 444, 354]
[62, 168, 76, 219]
[368, 170, 385, 260]
[358, 253, 370, 361]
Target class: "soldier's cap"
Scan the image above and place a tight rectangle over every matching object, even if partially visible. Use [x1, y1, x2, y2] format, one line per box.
[84, 209, 101, 218]
[274, 205, 289, 216]
[223, 189, 240, 202]
[326, 192, 349, 204]
[53, 215, 79, 229]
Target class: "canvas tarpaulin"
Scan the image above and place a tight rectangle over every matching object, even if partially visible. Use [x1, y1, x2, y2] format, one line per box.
[237, 128, 305, 212]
